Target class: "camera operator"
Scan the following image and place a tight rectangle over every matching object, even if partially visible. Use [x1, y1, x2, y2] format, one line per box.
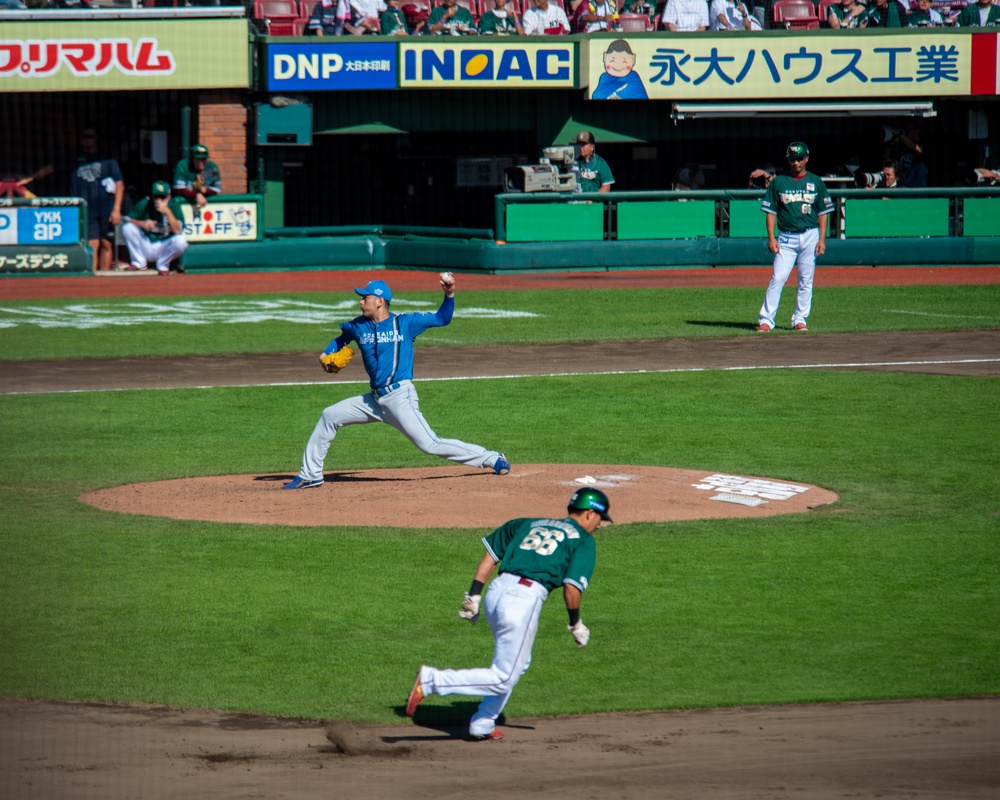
[748, 164, 776, 190]
[856, 160, 901, 190]
[574, 131, 615, 193]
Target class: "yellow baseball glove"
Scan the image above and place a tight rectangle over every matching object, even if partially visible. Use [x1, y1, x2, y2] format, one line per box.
[320, 345, 354, 373]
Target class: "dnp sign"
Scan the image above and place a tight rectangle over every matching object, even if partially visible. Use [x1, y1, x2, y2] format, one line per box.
[267, 42, 397, 91]
[401, 43, 574, 88]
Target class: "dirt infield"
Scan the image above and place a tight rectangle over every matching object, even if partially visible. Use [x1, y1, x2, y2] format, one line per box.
[81, 465, 839, 528]
[3, 267, 998, 799]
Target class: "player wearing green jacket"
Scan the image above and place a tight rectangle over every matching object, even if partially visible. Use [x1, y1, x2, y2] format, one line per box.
[428, 0, 477, 33]
[478, 0, 523, 33]
[956, 0, 1000, 26]
[407, 488, 612, 741]
[574, 130, 615, 193]
[172, 143, 221, 209]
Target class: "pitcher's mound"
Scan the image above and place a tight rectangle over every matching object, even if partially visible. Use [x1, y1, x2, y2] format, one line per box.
[82, 465, 838, 528]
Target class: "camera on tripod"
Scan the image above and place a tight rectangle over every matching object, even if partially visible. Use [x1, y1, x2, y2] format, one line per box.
[503, 145, 580, 193]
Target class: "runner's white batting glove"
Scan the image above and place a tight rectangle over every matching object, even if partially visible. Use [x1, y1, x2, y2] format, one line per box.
[568, 620, 590, 647]
[459, 593, 481, 625]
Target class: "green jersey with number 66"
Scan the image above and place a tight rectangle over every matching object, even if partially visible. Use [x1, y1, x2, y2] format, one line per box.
[761, 172, 833, 234]
[483, 517, 596, 593]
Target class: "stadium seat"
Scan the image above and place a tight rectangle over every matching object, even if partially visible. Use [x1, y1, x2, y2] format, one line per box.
[772, 0, 818, 26]
[293, 16, 310, 34]
[617, 11, 652, 29]
[817, 0, 838, 24]
[255, 0, 301, 34]
[299, 0, 321, 18]
[481, 0, 520, 14]
[402, 0, 432, 24]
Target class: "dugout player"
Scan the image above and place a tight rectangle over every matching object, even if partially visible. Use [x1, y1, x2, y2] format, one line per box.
[406, 488, 612, 741]
[757, 142, 834, 333]
[283, 275, 510, 490]
[574, 131, 615, 193]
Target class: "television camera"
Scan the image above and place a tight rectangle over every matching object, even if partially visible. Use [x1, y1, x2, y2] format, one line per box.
[503, 145, 580, 193]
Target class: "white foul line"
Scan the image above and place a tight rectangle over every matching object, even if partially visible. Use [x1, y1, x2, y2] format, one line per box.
[3, 358, 999, 396]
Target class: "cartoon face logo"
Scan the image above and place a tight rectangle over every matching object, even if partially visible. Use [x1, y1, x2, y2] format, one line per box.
[604, 44, 635, 79]
[233, 206, 253, 236]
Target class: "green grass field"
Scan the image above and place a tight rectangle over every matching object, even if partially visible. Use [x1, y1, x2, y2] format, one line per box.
[1, 284, 997, 723]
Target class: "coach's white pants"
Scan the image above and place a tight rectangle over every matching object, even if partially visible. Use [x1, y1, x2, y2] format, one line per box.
[759, 228, 818, 328]
[297, 380, 500, 481]
[122, 224, 189, 273]
[419, 573, 549, 737]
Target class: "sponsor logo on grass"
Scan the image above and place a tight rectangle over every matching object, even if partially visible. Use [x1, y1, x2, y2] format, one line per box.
[0, 298, 540, 329]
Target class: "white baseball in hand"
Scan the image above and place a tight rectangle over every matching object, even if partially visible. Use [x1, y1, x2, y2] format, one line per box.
[440, 272, 454, 283]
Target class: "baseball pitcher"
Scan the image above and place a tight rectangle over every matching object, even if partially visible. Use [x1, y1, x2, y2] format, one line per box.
[283, 274, 509, 489]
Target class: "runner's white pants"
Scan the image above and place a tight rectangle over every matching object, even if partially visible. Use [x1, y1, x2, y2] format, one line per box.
[419, 573, 549, 737]
[759, 228, 818, 328]
[298, 380, 501, 481]
[122, 224, 188, 273]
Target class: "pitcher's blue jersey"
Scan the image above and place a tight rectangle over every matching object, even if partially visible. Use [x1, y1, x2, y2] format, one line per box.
[326, 296, 454, 392]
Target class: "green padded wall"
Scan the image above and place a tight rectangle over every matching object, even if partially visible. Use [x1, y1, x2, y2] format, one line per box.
[617, 200, 715, 240]
[505, 203, 604, 242]
[728, 199, 765, 238]
[963, 198, 1000, 237]
[844, 198, 950, 238]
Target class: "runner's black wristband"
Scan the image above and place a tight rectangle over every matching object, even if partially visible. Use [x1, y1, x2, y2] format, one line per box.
[469, 579, 484, 596]
[567, 608, 581, 626]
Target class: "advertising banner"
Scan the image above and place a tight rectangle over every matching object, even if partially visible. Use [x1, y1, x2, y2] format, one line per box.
[584, 30, 999, 100]
[400, 40, 575, 88]
[0, 19, 249, 91]
[179, 200, 260, 242]
[0, 205, 80, 245]
[267, 42, 397, 91]
[0, 245, 90, 273]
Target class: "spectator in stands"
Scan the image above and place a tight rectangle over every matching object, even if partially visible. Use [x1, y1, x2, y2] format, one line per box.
[624, 0, 656, 25]
[905, 0, 944, 26]
[522, 0, 571, 33]
[122, 180, 189, 277]
[579, 0, 621, 32]
[351, 0, 387, 32]
[307, 0, 348, 35]
[172, 144, 221, 209]
[479, 0, 524, 33]
[428, 0, 477, 33]
[661, 0, 709, 31]
[574, 131, 615, 193]
[382, 0, 425, 32]
[569, 0, 589, 31]
[956, 0, 1000, 26]
[827, 0, 866, 28]
[860, 0, 903, 27]
[22, 125, 124, 273]
[709, 0, 762, 29]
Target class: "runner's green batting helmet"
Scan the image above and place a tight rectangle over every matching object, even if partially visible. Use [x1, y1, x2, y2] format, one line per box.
[568, 488, 612, 522]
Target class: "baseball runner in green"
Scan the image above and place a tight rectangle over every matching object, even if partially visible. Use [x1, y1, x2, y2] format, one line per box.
[757, 141, 834, 332]
[406, 488, 612, 741]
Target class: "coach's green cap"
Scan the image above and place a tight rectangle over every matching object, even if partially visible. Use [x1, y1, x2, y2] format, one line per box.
[786, 142, 810, 161]
[151, 180, 171, 197]
[191, 144, 209, 158]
